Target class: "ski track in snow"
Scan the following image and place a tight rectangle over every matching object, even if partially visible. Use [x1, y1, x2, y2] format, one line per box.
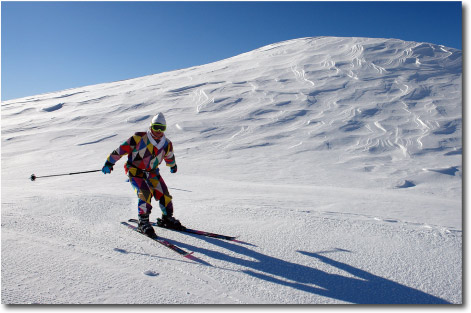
[1, 36, 462, 304]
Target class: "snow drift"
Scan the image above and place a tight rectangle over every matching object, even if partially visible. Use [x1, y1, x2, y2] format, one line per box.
[1, 37, 462, 304]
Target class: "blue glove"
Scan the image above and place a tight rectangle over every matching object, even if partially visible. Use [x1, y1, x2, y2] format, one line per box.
[102, 161, 114, 174]
[170, 164, 177, 173]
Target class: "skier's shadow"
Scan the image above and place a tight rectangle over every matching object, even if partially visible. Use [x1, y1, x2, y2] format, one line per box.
[170, 234, 450, 304]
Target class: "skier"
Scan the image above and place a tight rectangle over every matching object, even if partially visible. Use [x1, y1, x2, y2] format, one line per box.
[102, 113, 183, 237]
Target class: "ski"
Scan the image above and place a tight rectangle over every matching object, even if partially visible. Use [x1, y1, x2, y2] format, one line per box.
[121, 221, 194, 258]
[128, 218, 237, 241]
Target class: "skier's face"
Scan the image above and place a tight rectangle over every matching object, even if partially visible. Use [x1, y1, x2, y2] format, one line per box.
[150, 128, 164, 140]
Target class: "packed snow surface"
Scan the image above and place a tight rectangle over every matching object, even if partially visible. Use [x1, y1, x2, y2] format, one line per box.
[1, 37, 462, 304]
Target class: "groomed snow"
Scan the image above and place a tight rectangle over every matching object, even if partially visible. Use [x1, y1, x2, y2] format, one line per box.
[1, 36, 462, 304]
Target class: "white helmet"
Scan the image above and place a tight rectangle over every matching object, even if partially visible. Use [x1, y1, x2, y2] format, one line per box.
[151, 112, 166, 126]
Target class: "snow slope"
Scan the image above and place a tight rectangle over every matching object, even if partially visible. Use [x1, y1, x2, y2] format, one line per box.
[1, 36, 462, 304]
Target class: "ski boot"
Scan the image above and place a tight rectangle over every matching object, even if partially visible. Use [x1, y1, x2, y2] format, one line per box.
[157, 215, 185, 230]
[138, 214, 156, 237]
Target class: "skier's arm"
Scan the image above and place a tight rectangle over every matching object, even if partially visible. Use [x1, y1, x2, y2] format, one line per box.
[106, 135, 134, 165]
[164, 141, 176, 168]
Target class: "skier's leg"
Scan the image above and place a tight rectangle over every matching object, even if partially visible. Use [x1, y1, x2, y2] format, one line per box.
[148, 173, 173, 217]
[149, 174, 183, 229]
[129, 175, 156, 236]
[129, 175, 154, 215]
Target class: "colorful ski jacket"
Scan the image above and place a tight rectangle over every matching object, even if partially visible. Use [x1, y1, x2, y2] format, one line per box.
[106, 130, 176, 176]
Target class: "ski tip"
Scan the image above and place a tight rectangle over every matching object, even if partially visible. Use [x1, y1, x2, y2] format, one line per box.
[184, 253, 213, 266]
[184, 251, 195, 258]
[232, 239, 257, 247]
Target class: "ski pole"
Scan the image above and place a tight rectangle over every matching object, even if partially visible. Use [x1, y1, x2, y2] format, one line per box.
[30, 170, 101, 181]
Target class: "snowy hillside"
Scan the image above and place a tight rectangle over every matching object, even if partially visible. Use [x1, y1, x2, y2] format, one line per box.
[1, 37, 462, 304]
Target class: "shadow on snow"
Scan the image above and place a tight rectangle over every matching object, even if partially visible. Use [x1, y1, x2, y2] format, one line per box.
[168, 234, 450, 304]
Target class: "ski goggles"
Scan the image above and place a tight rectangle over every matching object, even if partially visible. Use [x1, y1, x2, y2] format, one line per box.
[151, 123, 166, 132]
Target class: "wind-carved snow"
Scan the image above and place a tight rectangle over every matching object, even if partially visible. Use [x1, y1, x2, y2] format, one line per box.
[1, 37, 461, 304]
[40, 102, 64, 112]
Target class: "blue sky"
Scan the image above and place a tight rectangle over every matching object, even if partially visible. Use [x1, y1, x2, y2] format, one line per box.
[1, 1, 462, 101]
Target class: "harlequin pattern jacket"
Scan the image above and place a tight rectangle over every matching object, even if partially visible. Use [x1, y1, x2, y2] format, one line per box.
[106, 130, 176, 176]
